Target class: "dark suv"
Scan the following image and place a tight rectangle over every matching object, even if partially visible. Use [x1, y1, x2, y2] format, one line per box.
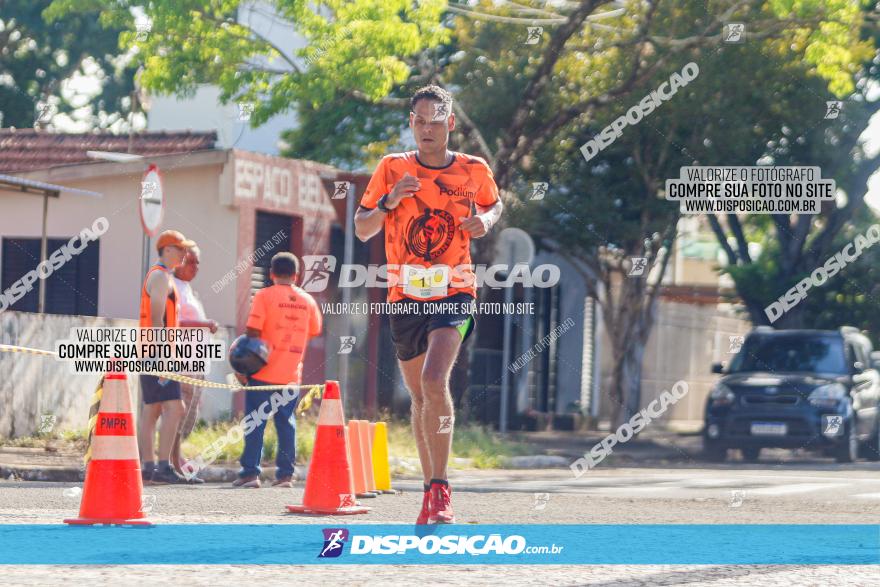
[704, 327, 880, 463]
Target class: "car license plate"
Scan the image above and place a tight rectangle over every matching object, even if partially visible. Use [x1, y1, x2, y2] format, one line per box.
[750, 422, 787, 436]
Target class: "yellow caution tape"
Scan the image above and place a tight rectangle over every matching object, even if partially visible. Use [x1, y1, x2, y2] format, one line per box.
[296, 385, 323, 416]
[0, 344, 58, 358]
[82, 377, 104, 466]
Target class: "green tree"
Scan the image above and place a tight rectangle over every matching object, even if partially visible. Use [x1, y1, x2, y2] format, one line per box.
[0, 0, 138, 129]
[707, 2, 880, 330]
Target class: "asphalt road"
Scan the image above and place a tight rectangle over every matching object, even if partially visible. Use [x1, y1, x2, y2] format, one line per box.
[2, 459, 879, 585]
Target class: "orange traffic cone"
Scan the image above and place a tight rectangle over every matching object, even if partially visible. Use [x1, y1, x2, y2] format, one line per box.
[356, 420, 378, 494]
[287, 381, 369, 515]
[64, 372, 151, 526]
[348, 420, 378, 498]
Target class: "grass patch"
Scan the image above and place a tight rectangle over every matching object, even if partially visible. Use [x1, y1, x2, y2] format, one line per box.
[182, 417, 317, 466]
[183, 418, 537, 469]
[0, 428, 89, 450]
[2, 418, 539, 471]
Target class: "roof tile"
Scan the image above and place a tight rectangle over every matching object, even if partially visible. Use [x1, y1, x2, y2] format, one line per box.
[0, 129, 218, 173]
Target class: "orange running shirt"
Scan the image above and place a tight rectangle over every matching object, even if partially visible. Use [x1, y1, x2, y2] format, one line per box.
[360, 151, 500, 302]
[139, 264, 179, 327]
[246, 284, 322, 384]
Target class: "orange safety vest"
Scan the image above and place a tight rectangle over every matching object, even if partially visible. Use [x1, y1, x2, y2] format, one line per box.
[139, 264, 179, 328]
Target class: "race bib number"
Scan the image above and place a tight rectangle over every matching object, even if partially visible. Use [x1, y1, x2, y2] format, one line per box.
[402, 265, 449, 299]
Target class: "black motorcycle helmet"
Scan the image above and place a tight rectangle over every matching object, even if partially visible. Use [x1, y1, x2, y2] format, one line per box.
[228, 335, 270, 376]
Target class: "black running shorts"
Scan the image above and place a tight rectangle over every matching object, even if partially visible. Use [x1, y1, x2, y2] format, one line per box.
[389, 293, 476, 362]
[140, 374, 182, 404]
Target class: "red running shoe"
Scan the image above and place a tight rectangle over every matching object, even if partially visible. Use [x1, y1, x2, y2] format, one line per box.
[416, 489, 431, 525]
[428, 482, 455, 524]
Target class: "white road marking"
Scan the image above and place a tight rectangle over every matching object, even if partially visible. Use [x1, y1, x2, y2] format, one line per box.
[748, 483, 848, 496]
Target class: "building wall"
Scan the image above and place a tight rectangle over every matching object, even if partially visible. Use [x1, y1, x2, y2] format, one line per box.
[597, 300, 751, 430]
[0, 159, 240, 327]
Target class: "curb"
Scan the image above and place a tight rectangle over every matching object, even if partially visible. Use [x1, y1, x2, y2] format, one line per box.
[1, 453, 579, 482]
[0, 464, 308, 484]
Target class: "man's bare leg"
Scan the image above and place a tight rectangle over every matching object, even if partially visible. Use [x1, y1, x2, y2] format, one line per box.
[421, 328, 462, 481]
[138, 403, 162, 467]
[399, 353, 431, 485]
[171, 383, 195, 471]
[157, 399, 185, 464]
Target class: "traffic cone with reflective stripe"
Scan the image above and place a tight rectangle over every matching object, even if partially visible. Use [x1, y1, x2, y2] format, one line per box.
[355, 420, 379, 494]
[287, 381, 369, 515]
[64, 372, 151, 526]
[371, 422, 396, 494]
[348, 420, 378, 498]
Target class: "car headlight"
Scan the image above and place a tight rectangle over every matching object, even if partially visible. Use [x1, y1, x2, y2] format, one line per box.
[709, 383, 735, 406]
[808, 383, 847, 409]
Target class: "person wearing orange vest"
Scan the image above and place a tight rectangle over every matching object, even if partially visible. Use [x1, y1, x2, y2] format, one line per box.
[137, 229, 196, 485]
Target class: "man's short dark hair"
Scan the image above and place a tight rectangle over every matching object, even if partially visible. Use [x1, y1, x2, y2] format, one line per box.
[270, 252, 299, 278]
[410, 85, 453, 111]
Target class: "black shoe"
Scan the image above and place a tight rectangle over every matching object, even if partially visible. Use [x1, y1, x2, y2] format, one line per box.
[141, 469, 154, 484]
[151, 467, 188, 485]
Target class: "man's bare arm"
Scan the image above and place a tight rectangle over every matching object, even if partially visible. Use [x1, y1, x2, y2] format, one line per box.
[460, 199, 504, 238]
[355, 172, 420, 242]
[146, 271, 170, 328]
[354, 206, 386, 242]
[477, 199, 503, 229]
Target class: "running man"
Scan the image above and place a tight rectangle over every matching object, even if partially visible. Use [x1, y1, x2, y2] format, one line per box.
[354, 85, 503, 524]
[232, 252, 322, 489]
[138, 229, 195, 485]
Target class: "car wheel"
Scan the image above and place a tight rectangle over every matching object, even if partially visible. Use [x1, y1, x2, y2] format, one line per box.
[702, 443, 727, 462]
[741, 447, 761, 462]
[833, 421, 858, 463]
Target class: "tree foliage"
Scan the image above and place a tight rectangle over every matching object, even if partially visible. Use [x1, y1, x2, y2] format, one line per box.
[1, 0, 137, 129]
